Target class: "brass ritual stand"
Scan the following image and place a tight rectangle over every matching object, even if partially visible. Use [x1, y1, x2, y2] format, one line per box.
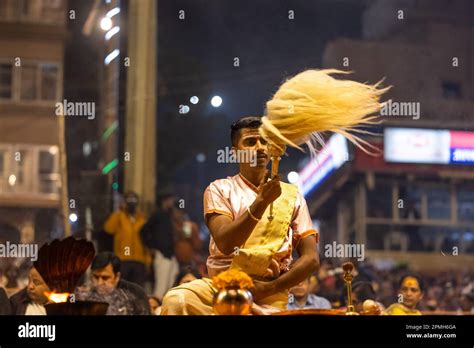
[342, 262, 359, 315]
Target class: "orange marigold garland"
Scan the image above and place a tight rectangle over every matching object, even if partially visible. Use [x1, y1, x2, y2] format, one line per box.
[212, 269, 254, 290]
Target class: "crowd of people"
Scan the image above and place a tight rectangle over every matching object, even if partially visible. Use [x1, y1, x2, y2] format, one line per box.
[0, 191, 207, 315]
[0, 191, 472, 315]
[1, 250, 472, 315]
[306, 259, 474, 314]
[100, 191, 204, 298]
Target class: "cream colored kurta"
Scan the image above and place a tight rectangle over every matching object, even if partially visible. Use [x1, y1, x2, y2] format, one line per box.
[203, 174, 317, 277]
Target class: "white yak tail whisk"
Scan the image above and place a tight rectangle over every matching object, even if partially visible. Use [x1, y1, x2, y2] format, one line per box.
[261, 69, 390, 221]
[260, 69, 391, 157]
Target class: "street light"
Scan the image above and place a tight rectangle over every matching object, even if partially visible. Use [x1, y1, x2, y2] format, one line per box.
[179, 105, 190, 114]
[211, 95, 222, 107]
[196, 153, 206, 162]
[105, 7, 120, 18]
[101, 7, 120, 33]
[100, 17, 112, 31]
[104, 48, 120, 65]
[287, 171, 299, 184]
[69, 213, 78, 223]
[8, 174, 16, 186]
[105, 26, 120, 41]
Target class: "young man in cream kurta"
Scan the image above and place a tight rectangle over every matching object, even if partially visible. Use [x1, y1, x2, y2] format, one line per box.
[161, 117, 319, 315]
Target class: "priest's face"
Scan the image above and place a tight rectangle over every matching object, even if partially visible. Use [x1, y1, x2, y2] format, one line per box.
[234, 128, 270, 171]
[27, 267, 50, 305]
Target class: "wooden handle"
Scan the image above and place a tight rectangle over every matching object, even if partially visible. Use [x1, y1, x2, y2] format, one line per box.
[268, 156, 280, 221]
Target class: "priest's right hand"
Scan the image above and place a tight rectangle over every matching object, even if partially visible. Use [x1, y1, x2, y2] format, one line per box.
[256, 170, 281, 206]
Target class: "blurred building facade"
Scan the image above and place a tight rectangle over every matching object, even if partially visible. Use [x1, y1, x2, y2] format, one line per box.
[73, 0, 125, 238]
[0, 0, 68, 244]
[304, 0, 474, 271]
[78, 0, 157, 234]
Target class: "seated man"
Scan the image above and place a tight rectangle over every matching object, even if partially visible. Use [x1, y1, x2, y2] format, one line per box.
[9, 267, 50, 315]
[386, 274, 424, 315]
[161, 116, 319, 315]
[86, 252, 150, 315]
[288, 276, 331, 310]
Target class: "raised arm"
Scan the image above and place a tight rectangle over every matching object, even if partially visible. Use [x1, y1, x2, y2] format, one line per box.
[104, 211, 120, 235]
[206, 172, 281, 255]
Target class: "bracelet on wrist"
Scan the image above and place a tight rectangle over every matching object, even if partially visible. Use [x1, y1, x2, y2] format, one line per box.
[247, 206, 261, 222]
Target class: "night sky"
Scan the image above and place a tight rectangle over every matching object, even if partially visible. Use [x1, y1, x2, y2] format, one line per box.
[156, 0, 367, 220]
[64, 0, 472, 225]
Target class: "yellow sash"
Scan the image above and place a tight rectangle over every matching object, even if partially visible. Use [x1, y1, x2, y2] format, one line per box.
[229, 182, 298, 278]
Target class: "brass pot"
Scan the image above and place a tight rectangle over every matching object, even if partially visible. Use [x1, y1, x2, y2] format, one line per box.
[213, 287, 253, 315]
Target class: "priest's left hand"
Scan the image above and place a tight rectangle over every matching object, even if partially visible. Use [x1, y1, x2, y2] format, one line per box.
[250, 280, 275, 301]
[263, 258, 281, 278]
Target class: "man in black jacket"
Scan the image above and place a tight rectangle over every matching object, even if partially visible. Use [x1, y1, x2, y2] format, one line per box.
[89, 252, 150, 315]
[141, 194, 178, 298]
[9, 267, 50, 315]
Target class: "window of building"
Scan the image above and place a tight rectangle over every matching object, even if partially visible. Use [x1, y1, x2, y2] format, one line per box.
[20, 0, 42, 22]
[0, 145, 59, 196]
[442, 81, 462, 99]
[458, 189, 474, 222]
[0, 150, 4, 175]
[38, 148, 59, 194]
[427, 187, 451, 220]
[0, 0, 66, 24]
[41, 0, 65, 24]
[0, 63, 12, 99]
[15, 150, 28, 188]
[0, 0, 17, 20]
[0, 61, 60, 102]
[40, 64, 59, 100]
[20, 64, 38, 100]
[0, 148, 7, 193]
[367, 183, 392, 218]
[39, 151, 54, 174]
[399, 185, 422, 220]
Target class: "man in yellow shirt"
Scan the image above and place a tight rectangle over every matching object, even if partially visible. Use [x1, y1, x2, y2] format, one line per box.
[104, 191, 150, 287]
[386, 274, 424, 315]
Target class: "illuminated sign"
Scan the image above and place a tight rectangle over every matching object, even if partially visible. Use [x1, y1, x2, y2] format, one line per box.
[384, 128, 474, 165]
[297, 133, 349, 197]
